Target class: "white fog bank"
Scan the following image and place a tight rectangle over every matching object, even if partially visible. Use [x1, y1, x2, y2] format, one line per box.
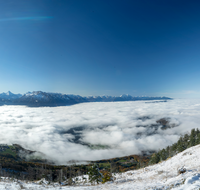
[0, 99, 200, 164]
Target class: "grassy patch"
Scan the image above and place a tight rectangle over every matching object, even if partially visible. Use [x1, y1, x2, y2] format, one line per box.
[0, 148, 17, 157]
[99, 162, 110, 168]
[118, 159, 127, 163]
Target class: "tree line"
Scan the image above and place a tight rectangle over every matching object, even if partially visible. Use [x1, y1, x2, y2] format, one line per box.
[149, 128, 200, 165]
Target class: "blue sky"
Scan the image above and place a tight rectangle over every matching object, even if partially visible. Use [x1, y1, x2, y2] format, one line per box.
[0, 0, 200, 98]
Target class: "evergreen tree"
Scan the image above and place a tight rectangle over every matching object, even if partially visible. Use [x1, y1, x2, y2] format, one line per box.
[183, 133, 189, 148]
[177, 137, 185, 152]
[149, 152, 160, 164]
[195, 128, 200, 145]
[88, 164, 103, 184]
[171, 143, 177, 153]
[160, 148, 167, 161]
[196, 133, 200, 145]
[189, 129, 196, 147]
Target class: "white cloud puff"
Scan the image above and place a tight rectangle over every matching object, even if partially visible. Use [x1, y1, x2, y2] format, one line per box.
[0, 99, 200, 164]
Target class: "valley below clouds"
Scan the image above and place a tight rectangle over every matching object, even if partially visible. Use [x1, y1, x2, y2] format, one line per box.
[0, 99, 200, 164]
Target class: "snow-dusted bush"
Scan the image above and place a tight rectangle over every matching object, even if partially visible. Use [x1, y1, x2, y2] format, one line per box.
[178, 166, 186, 174]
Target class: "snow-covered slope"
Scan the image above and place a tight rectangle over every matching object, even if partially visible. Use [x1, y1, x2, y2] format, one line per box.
[0, 144, 200, 189]
[105, 144, 200, 190]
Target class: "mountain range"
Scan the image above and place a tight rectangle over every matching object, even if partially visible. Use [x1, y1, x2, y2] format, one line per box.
[0, 91, 172, 107]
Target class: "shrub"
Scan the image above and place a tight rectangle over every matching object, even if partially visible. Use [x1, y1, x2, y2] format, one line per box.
[177, 167, 186, 175]
[101, 170, 113, 183]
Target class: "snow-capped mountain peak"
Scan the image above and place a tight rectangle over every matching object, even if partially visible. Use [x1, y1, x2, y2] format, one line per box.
[120, 94, 132, 98]
[6, 91, 13, 95]
[0, 91, 22, 99]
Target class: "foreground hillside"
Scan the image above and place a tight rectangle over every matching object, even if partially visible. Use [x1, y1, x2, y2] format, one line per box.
[0, 144, 200, 189]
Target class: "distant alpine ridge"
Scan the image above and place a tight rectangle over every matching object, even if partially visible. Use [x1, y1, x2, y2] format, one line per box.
[0, 91, 172, 107]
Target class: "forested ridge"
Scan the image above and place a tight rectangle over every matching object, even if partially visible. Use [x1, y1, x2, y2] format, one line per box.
[149, 128, 200, 165]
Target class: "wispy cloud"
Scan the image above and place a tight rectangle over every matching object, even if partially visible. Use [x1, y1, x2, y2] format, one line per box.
[0, 16, 53, 22]
[183, 90, 197, 94]
[0, 99, 200, 164]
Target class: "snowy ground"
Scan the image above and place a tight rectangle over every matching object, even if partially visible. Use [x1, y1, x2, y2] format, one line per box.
[1, 144, 200, 189]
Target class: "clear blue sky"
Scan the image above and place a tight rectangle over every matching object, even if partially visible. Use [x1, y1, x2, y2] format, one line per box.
[0, 0, 200, 98]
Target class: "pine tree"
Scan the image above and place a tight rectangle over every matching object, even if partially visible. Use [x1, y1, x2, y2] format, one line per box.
[177, 137, 185, 152]
[160, 149, 167, 161]
[88, 164, 103, 184]
[195, 128, 200, 145]
[196, 133, 200, 145]
[189, 129, 196, 147]
[149, 152, 160, 164]
[183, 133, 189, 148]
[171, 143, 177, 153]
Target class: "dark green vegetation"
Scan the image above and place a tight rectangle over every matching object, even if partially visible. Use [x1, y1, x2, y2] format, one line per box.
[92, 153, 150, 172]
[0, 144, 35, 161]
[149, 128, 200, 165]
[0, 143, 150, 182]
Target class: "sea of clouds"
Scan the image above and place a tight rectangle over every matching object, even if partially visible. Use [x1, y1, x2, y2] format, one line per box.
[0, 99, 200, 164]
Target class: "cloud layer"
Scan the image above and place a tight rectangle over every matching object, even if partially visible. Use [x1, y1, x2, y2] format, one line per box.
[0, 99, 200, 164]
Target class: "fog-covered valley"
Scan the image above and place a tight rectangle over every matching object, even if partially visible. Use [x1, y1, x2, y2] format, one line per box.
[0, 99, 200, 164]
